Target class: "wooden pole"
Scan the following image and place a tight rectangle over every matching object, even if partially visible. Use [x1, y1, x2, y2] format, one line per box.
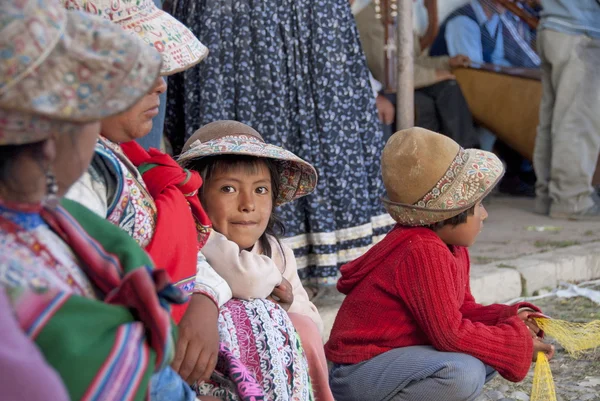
[396, 0, 414, 130]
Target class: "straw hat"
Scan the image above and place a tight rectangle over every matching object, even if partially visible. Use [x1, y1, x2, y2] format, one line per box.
[0, 0, 162, 145]
[381, 127, 504, 226]
[178, 121, 318, 206]
[62, 0, 208, 75]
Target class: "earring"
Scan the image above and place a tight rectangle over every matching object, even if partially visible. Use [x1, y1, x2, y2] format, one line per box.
[43, 170, 59, 208]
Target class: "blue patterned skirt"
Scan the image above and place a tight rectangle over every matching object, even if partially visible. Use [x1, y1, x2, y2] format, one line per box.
[166, 0, 395, 284]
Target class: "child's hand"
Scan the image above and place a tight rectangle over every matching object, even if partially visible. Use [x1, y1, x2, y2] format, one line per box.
[518, 310, 543, 337]
[268, 277, 294, 311]
[172, 294, 220, 384]
[532, 338, 555, 362]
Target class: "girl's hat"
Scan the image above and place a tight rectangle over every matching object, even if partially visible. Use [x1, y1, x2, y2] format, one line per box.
[0, 0, 162, 145]
[62, 0, 208, 76]
[178, 120, 318, 206]
[381, 127, 504, 226]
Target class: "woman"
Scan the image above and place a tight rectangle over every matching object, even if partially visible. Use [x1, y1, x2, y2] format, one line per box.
[165, 0, 396, 287]
[0, 1, 197, 400]
[64, 0, 312, 397]
[62, 0, 215, 325]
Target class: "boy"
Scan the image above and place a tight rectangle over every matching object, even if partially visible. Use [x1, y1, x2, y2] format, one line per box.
[325, 128, 554, 401]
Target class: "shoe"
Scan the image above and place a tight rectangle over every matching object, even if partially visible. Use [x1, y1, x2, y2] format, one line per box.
[550, 202, 600, 221]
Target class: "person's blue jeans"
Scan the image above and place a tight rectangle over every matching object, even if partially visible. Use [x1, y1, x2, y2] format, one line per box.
[150, 367, 196, 401]
[329, 346, 497, 401]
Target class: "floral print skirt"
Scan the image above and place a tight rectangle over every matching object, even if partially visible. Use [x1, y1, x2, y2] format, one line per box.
[195, 299, 313, 401]
[166, 0, 395, 284]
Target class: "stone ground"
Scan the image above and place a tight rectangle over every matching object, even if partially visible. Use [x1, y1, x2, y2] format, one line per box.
[471, 196, 600, 267]
[476, 283, 600, 401]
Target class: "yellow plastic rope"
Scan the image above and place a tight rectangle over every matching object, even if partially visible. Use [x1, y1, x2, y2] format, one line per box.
[529, 317, 600, 401]
[531, 352, 557, 401]
[536, 317, 600, 355]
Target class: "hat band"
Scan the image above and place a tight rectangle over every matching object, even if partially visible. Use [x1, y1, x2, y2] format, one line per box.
[80, 0, 151, 23]
[415, 148, 469, 208]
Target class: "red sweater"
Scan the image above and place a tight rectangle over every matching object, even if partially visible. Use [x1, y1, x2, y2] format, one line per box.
[324, 226, 538, 382]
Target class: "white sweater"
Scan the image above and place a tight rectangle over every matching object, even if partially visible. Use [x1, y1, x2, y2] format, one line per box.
[199, 231, 324, 336]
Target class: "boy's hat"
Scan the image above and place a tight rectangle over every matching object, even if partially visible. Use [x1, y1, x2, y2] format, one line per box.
[382, 127, 504, 226]
[62, 0, 208, 76]
[0, 0, 162, 145]
[178, 120, 318, 206]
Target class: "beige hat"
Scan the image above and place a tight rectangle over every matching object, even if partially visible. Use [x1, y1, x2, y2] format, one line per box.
[178, 120, 318, 206]
[0, 0, 162, 145]
[382, 127, 504, 226]
[62, 0, 208, 76]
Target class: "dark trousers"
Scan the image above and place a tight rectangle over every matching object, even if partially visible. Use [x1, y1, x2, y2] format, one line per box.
[414, 80, 480, 149]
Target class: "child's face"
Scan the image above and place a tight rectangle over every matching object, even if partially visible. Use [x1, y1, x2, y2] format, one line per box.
[202, 161, 273, 249]
[436, 202, 488, 247]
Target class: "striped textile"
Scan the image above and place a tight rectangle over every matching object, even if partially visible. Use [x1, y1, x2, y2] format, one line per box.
[1, 199, 187, 400]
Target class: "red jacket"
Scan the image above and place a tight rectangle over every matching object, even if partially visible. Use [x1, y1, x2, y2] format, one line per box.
[324, 226, 538, 382]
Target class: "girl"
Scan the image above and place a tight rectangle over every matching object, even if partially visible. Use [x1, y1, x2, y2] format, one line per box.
[178, 120, 333, 401]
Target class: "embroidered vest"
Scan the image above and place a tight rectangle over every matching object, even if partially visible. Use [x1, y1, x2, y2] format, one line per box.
[94, 138, 157, 248]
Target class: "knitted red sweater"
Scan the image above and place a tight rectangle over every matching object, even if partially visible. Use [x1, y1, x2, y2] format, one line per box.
[324, 226, 538, 382]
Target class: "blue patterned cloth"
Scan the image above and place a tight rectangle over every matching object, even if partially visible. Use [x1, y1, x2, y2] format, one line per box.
[136, 0, 166, 151]
[150, 367, 196, 401]
[165, 0, 394, 284]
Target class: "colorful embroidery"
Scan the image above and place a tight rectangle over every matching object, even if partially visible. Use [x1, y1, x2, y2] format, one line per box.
[0, 207, 97, 298]
[62, 0, 208, 75]
[97, 138, 157, 248]
[196, 299, 314, 401]
[0, 0, 161, 145]
[383, 149, 504, 226]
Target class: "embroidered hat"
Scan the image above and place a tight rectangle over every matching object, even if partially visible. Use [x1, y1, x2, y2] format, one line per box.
[62, 0, 208, 76]
[178, 120, 318, 206]
[381, 127, 504, 226]
[0, 0, 162, 145]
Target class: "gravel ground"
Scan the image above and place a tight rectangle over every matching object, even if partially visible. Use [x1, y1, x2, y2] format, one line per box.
[476, 285, 600, 401]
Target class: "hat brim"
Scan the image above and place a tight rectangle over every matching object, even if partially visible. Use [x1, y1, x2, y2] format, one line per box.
[382, 149, 505, 226]
[117, 7, 209, 76]
[0, 10, 162, 129]
[178, 135, 318, 206]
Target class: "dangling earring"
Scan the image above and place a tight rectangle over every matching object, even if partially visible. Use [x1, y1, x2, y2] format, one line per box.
[43, 170, 59, 208]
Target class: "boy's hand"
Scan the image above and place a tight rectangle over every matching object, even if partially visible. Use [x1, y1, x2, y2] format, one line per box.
[532, 338, 555, 362]
[172, 294, 220, 384]
[268, 277, 294, 311]
[518, 310, 542, 337]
